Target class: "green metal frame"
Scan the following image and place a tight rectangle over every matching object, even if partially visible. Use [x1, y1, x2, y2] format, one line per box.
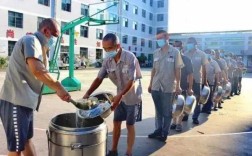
[42, 1, 119, 94]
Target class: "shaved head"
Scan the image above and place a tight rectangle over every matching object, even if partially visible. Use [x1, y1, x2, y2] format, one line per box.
[39, 18, 60, 37]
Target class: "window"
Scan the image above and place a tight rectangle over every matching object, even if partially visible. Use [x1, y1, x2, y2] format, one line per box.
[132, 21, 138, 30]
[80, 26, 88, 38]
[61, 46, 69, 53]
[123, 1, 129, 11]
[150, 0, 153, 6]
[62, 0, 71, 12]
[156, 27, 164, 33]
[141, 24, 146, 32]
[157, 0, 164, 8]
[141, 38, 145, 47]
[37, 17, 46, 30]
[61, 22, 69, 35]
[109, 13, 117, 21]
[149, 13, 153, 21]
[8, 11, 23, 28]
[133, 6, 138, 15]
[8, 41, 16, 56]
[38, 0, 50, 6]
[142, 9, 146, 18]
[96, 29, 103, 40]
[142, 0, 146, 3]
[149, 26, 153, 34]
[80, 47, 88, 58]
[132, 37, 137, 45]
[122, 35, 128, 44]
[148, 40, 152, 48]
[157, 14, 164, 21]
[96, 49, 103, 59]
[123, 18, 128, 27]
[97, 9, 104, 20]
[81, 4, 89, 16]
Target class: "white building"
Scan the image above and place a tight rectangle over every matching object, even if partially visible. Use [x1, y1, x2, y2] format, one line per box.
[0, 0, 168, 63]
[169, 31, 252, 72]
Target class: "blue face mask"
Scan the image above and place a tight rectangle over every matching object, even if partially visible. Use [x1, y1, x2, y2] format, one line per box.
[156, 39, 166, 48]
[47, 36, 56, 48]
[207, 54, 212, 60]
[105, 50, 117, 59]
[186, 43, 195, 51]
[220, 53, 224, 58]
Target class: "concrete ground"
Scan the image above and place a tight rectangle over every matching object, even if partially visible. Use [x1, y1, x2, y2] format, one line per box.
[0, 68, 252, 156]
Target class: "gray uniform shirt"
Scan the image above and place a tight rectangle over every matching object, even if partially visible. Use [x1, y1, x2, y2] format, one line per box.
[216, 58, 228, 82]
[0, 32, 48, 110]
[151, 45, 184, 93]
[184, 49, 208, 84]
[206, 59, 221, 85]
[98, 50, 141, 105]
[237, 61, 244, 77]
[226, 58, 237, 78]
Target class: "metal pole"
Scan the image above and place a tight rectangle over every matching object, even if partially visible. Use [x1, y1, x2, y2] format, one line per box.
[69, 28, 75, 77]
[117, 0, 122, 42]
[51, 0, 56, 19]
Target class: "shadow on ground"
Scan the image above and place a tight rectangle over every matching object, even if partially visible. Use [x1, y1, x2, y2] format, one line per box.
[106, 112, 209, 155]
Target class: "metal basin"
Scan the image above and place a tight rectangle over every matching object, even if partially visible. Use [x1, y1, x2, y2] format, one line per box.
[172, 95, 185, 117]
[212, 86, 223, 102]
[199, 86, 210, 104]
[184, 95, 197, 114]
[223, 82, 232, 98]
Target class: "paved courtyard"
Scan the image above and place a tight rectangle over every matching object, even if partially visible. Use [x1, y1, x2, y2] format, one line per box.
[0, 68, 252, 156]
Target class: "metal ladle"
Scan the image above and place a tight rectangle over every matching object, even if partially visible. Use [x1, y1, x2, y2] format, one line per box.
[69, 98, 89, 110]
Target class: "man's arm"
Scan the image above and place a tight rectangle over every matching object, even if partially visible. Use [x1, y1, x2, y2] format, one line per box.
[175, 68, 182, 94]
[83, 77, 103, 98]
[202, 65, 208, 85]
[222, 70, 228, 83]
[148, 68, 155, 93]
[111, 80, 135, 110]
[26, 58, 70, 101]
[187, 73, 194, 95]
[215, 72, 220, 85]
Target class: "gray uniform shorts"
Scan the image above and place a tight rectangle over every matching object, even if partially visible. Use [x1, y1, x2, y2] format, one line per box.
[0, 100, 33, 152]
[114, 102, 137, 125]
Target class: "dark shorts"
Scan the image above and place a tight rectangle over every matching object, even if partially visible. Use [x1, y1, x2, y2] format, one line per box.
[0, 100, 34, 152]
[114, 102, 137, 125]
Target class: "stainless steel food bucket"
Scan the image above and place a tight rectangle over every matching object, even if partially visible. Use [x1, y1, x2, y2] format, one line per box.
[172, 95, 185, 117]
[184, 95, 197, 114]
[47, 113, 107, 156]
[199, 86, 210, 104]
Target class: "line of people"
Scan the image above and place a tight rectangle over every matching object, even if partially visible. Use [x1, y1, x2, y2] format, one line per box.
[147, 31, 246, 145]
[0, 18, 246, 156]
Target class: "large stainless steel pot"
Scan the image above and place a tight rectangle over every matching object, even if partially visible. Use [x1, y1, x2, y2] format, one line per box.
[47, 113, 107, 156]
[184, 95, 197, 114]
[172, 95, 185, 118]
[199, 86, 210, 104]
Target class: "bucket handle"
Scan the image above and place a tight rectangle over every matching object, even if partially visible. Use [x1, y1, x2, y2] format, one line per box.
[70, 141, 104, 150]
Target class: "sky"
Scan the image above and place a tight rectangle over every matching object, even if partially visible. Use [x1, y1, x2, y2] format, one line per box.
[168, 0, 252, 33]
